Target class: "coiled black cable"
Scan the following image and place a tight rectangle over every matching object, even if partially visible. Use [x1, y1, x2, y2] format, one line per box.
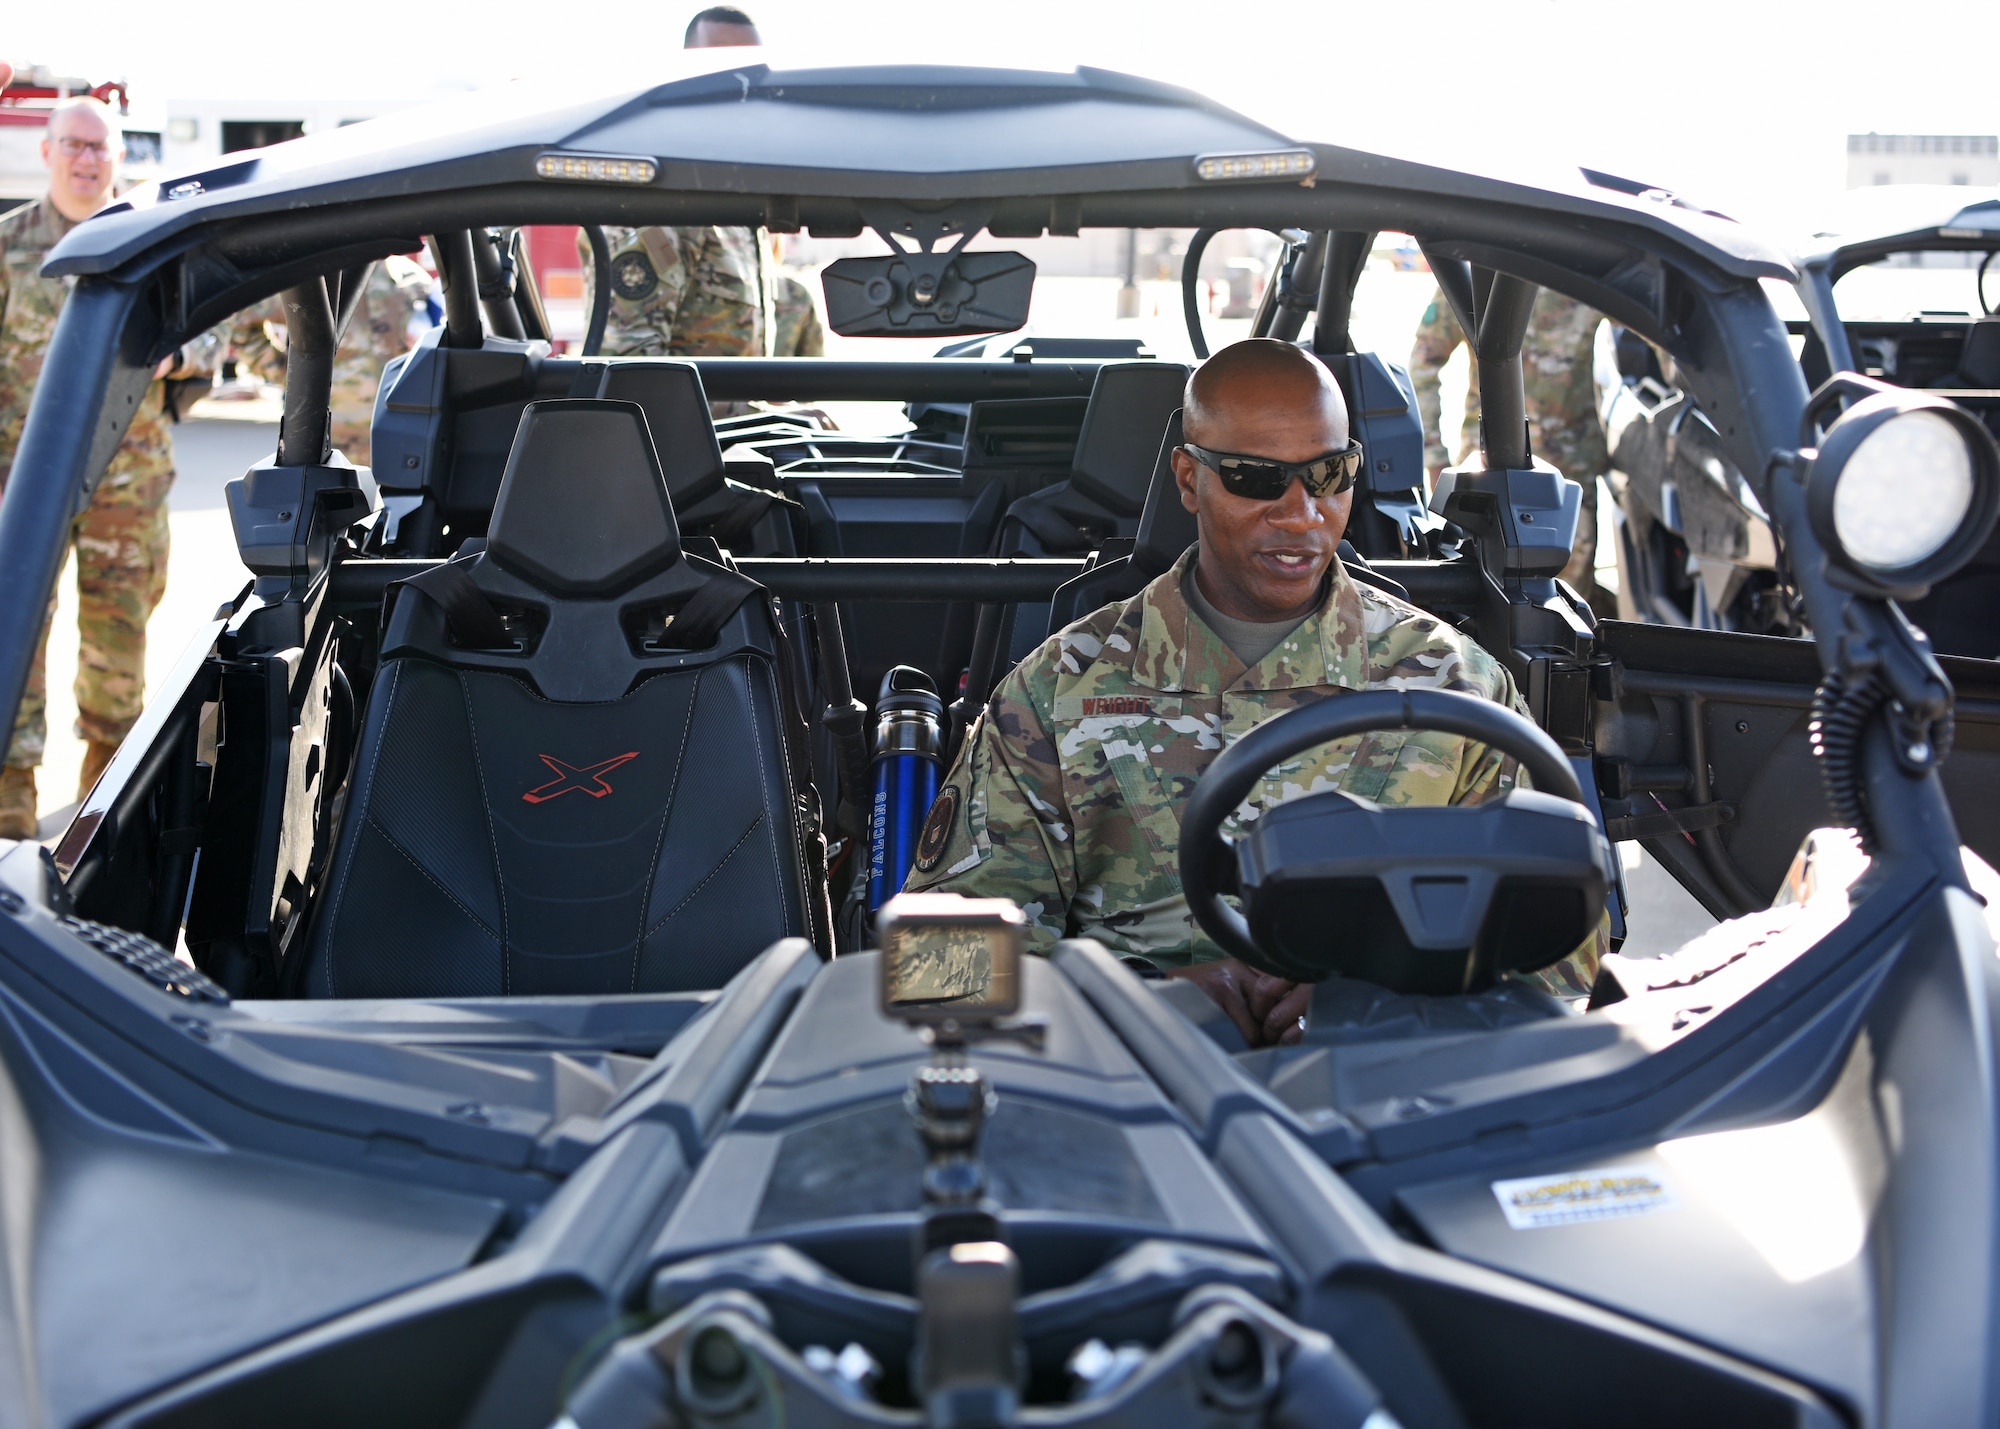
[1930, 706, 1957, 767]
[1809, 667, 1886, 852]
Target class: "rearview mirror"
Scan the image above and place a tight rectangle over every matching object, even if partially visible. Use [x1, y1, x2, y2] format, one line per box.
[877, 893, 1025, 1026]
[822, 250, 1035, 338]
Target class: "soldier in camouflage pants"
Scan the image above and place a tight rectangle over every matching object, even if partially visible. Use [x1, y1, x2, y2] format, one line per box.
[1409, 286, 1608, 598]
[772, 272, 825, 358]
[2, 99, 185, 838]
[907, 341, 1599, 1044]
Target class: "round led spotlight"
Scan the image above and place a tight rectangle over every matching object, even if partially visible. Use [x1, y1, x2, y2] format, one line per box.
[1807, 390, 2000, 596]
[1831, 410, 1973, 568]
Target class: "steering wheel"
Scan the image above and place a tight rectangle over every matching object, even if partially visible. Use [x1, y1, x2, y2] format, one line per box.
[1178, 688, 1586, 972]
[1980, 251, 1997, 318]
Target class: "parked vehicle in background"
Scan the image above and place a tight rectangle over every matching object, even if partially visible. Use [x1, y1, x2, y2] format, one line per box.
[1599, 183, 2000, 652]
[1795, 186, 2000, 655]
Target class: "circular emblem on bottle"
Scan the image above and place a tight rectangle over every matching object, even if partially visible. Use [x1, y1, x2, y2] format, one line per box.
[913, 785, 960, 873]
[610, 250, 658, 301]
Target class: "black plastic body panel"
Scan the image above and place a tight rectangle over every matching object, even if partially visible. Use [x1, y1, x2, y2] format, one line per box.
[1595, 620, 2000, 914]
[0, 818, 1960, 1427]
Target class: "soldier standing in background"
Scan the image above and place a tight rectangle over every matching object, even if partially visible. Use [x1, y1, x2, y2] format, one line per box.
[227, 255, 432, 468]
[1410, 286, 1607, 601]
[772, 271, 826, 358]
[327, 257, 432, 464]
[581, 223, 770, 359]
[0, 97, 202, 838]
[577, 8, 826, 365]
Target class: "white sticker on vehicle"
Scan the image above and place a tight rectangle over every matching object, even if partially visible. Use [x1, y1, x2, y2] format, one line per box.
[1491, 1165, 1679, 1229]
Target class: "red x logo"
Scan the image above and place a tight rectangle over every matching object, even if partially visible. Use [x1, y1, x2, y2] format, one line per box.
[522, 752, 639, 804]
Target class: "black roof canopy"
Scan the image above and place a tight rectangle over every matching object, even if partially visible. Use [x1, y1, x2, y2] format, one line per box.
[1794, 185, 2000, 279]
[23, 58, 1812, 507]
[45, 59, 1790, 291]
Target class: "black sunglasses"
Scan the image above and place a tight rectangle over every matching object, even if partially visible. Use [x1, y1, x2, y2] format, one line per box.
[1180, 440, 1364, 501]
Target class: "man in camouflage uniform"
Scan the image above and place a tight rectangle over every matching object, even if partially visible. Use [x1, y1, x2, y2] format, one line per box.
[227, 255, 432, 467]
[580, 224, 770, 359]
[1410, 286, 1607, 598]
[0, 98, 192, 837]
[571, 9, 828, 371]
[569, 8, 775, 365]
[907, 340, 1598, 1045]
[772, 272, 825, 357]
[327, 257, 431, 463]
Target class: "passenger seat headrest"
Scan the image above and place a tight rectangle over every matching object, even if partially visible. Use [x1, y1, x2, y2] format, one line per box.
[487, 399, 682, 597]
[1133, 408, 1197, 577]
[1069, 362, 1192, 516]
[1955, 318, 2000, 391]
[593, 361, 728, 510]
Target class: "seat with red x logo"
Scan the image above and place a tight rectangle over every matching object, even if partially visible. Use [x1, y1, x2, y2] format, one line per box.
[304, 399, 831, 998]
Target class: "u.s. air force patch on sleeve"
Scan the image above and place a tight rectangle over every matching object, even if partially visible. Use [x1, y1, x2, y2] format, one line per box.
[914, 785, 960, 873]
[610, 250, 658, 301]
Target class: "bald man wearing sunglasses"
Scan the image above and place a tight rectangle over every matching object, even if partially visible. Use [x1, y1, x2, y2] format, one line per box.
[904, 339, 1597, 1044]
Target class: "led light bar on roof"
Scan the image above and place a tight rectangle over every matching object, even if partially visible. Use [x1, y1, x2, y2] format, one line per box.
[534, 152, 658, 185]
[1193, 149, 1316, 183]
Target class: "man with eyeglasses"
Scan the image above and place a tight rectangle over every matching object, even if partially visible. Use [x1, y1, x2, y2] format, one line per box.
[0, 97, 198, 837]
[904, 338, 1597, 1043]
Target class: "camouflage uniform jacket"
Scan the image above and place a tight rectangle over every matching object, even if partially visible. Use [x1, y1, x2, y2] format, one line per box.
[578, 225, 769, 357]
[1409, 285, 1607, 484]
[906, 545, 1597, 994]
[0, 197, 174, 494]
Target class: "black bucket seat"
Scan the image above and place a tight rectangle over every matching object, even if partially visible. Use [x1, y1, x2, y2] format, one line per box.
[583, 360, 797, 553]
[1940, 318, 2000, 391]
[987, 361, 1190, 666]
[305, 398, 828, 998]
[995, 361, 1192, 557]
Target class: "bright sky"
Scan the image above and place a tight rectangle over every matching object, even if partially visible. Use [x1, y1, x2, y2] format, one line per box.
[11, 0, 1997, 239]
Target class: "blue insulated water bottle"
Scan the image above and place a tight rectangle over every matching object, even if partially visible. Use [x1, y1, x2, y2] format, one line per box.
[866, 666, 943, 914]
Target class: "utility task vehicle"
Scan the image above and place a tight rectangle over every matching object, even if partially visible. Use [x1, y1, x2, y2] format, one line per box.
[1, 60, 1998, 1429]
[1602, 183, 2000, 644]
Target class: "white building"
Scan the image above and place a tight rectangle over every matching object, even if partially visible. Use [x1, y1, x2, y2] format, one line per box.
[1847, 134, 2000, 190]
[158, 96, 419, 175]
